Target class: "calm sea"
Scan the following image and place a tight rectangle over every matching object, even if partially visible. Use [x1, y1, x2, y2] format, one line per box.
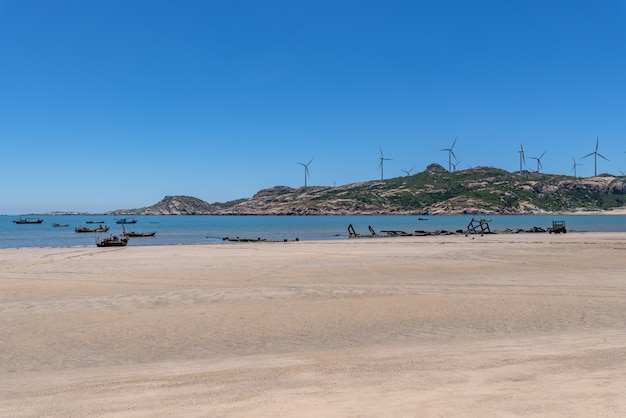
[1, 214, 625, 249]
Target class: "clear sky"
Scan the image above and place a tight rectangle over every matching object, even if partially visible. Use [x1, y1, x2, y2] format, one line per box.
[1, 0, 626, 214]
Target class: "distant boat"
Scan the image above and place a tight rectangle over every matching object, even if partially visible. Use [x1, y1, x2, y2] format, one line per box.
[52, 223, 69, 227]
[115, 218, 137, 224]
[86, 220, 105, 224]
[96, 234, 129, 247]
[13, 217, 43, 224]
[418, 217, 428, 221]
[125, 231, 156, 237]
[75, 226, 109, 233]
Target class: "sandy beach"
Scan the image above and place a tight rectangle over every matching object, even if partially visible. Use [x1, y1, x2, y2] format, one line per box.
[2, 233, 626, 417]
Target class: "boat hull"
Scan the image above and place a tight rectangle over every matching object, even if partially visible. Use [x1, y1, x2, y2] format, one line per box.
[126, 231, 156, 237]
[13, 218, 43, 224]
[96, 236, 129, 247]
[76, 227, 109, 233]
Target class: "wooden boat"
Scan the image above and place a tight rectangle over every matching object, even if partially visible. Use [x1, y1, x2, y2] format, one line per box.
[75, 226, 109, 233]
[115, 218, 137, 224]
[96, 234, 129, 247]
[13, 217, 43, 224]
[125, 231, 156, 237]
[52, 223, 69, 227]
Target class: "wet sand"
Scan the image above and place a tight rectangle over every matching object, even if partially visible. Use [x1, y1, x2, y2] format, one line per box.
[1, 233, 626, 416]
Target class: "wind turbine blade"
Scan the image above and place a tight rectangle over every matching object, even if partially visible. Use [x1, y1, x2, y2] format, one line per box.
[581, 152, 594, 159]
[597, 153, 610, 162]
[595, 136, 599, 151]
[307, 157, 314, 165]
[451, 137, 457, 149]
[540, 150, 546, 159]
[379, 146, 384, 157]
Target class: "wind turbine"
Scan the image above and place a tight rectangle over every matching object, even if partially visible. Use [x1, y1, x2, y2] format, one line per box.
[582, 137, 609, 176]
[451, 159, 462, 172]
[518, 144, 526, 173]
[440, 137, 457, 172]
[571, 156, 582, 178]
[528, 150, 546, 173]
[378, 147, 392, 180]
[400, 166, 415, 176]
[297, 157, 313, 187]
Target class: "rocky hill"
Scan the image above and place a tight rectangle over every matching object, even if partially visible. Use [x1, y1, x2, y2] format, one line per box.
[107, 195, 238, 215]
[108, 164, 626, 215]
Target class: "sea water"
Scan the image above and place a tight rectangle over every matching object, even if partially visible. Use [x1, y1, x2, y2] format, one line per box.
[1, 214, 625, 249]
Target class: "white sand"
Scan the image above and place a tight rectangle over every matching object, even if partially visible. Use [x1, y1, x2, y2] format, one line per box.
[1, 233, 626, 416]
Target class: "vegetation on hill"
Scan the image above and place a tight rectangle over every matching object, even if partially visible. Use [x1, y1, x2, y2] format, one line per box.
[109, 164, 626, 215]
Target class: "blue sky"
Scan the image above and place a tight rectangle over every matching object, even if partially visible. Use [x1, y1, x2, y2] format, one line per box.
[1, 0, 626, 214]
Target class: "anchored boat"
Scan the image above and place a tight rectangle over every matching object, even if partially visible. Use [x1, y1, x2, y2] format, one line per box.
[13, 217, 43, 224]
[76, 226, 109, 233]
[96, 234, 129, 247]
[96, 224, 129, 247]
[115, 218, 137, 224]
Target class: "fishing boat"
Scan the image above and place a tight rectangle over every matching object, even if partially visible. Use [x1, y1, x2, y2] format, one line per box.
[115, 218, 137, 224]
[75, 226, 110, 233]
[96, 234, 129, 247]
[52, 223, 69, 227]
[125, 231, 156, 237]
[97, 224, 130, 247]
[13, 217, 43, 224]
[86, 220, 105, 224]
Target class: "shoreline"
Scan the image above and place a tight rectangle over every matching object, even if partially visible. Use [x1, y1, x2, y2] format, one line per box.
[2, 229, 626, 251]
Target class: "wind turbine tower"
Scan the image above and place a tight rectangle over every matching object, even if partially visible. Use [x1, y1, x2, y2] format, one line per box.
[518, 144, 526, 173]
[571, 157, 582, 178]
[582, 137, 609, 176]
[378, 147, 392, 180]
[297, 157, 313, 187]
[440, 137, 457, 172]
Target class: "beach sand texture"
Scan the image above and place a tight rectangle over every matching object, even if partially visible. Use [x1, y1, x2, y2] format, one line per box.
[1, 233, 626, 417]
